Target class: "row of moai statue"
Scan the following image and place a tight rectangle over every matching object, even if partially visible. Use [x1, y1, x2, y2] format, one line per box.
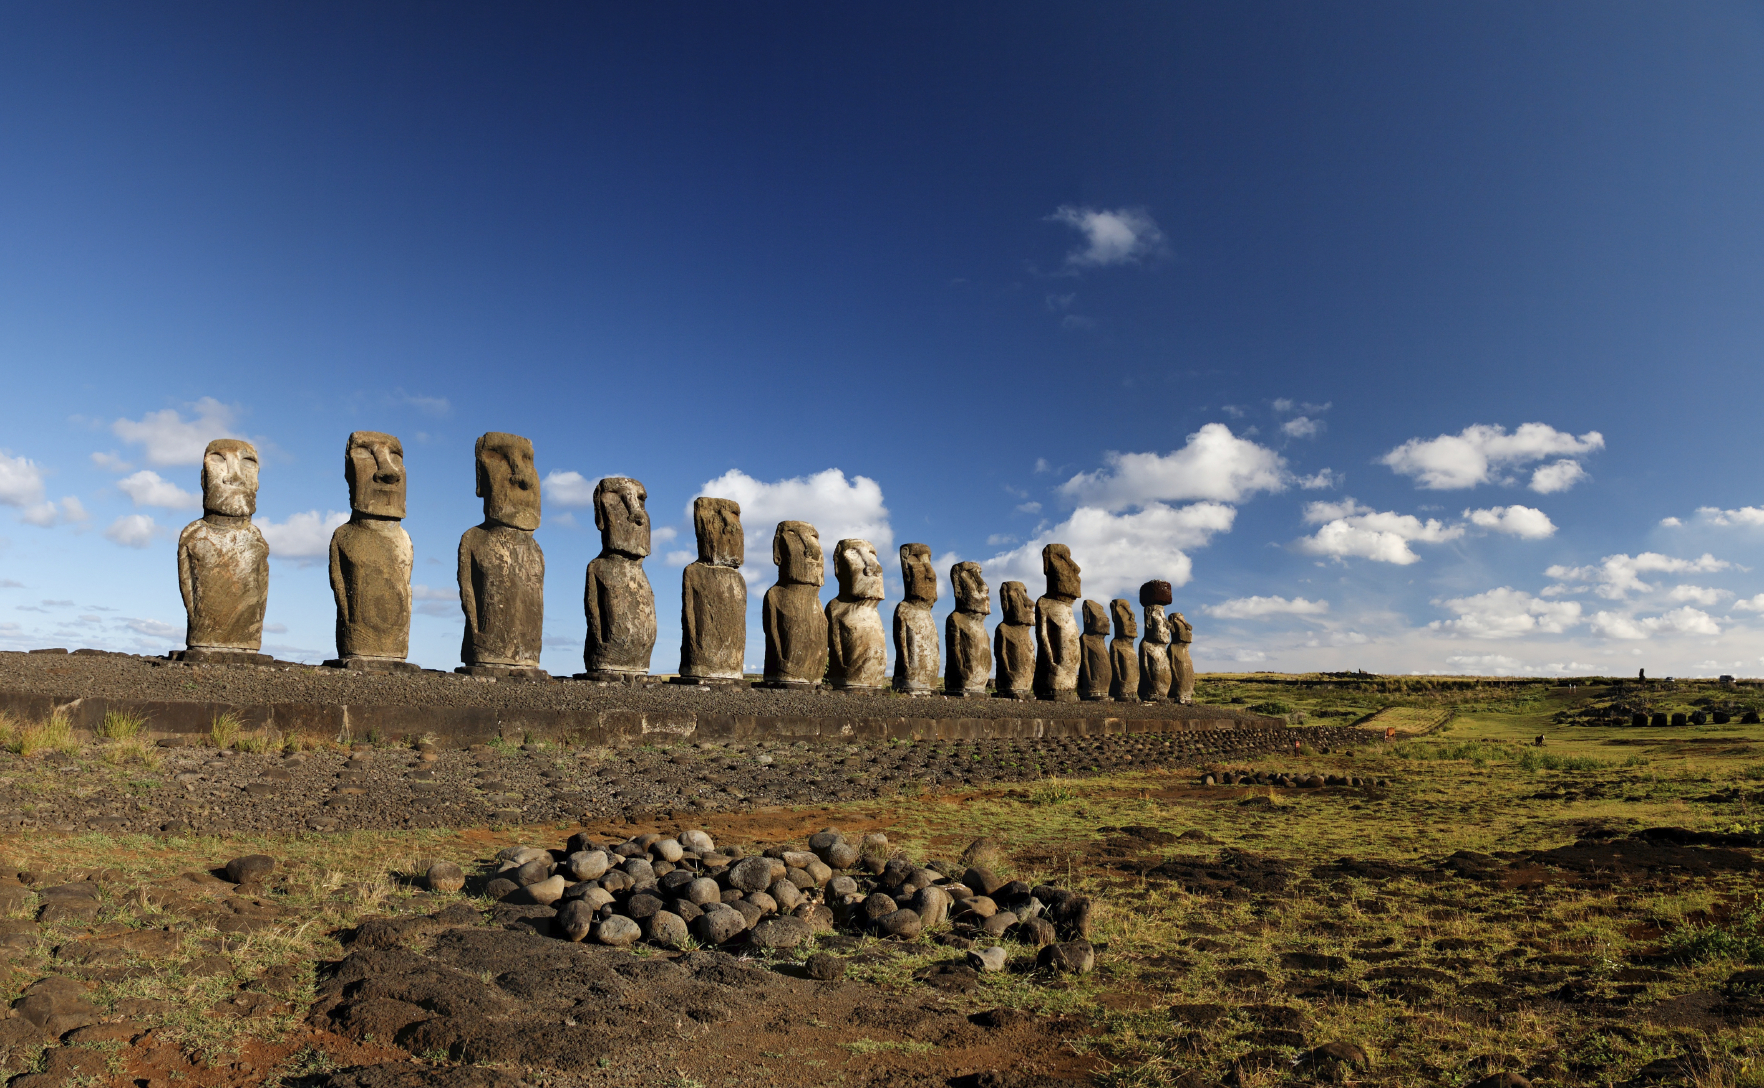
[171, 432, 1195, 702]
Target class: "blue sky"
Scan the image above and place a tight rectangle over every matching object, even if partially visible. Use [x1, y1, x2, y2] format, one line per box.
[4, 2, 1764, 678]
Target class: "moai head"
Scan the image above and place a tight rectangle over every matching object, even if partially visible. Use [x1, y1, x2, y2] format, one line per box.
[474, 432, 540, 531]
[201, 439, 260, 518]
[834, 539, 884, 601]
[1000, 581, 1033, 626]
[1042, 544, 1081, 601]
[950, 562, 990, 616]
[344, 431, 405, 519]
[772, 521, 824, 587]
[593, 476, 650, 558]
[693, 497, 743, 568]
[900, 544, 937, 604]
[1082, 599, 1110, 636]
[1110, 599, 1138, 640]
[1171, 611, 1193, 644]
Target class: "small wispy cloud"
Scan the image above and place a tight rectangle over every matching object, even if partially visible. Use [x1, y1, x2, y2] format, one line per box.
[1047, 206, 1165, 268]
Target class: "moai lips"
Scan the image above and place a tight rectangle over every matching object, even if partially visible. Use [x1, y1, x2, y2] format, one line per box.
[176, 439, 270, 662]
[892, 543, 940, 695]
[327, 431, 414, 670]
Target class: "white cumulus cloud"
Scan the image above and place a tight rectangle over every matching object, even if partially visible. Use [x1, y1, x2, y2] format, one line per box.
[1590, 607, 1721, 640]
[111, 397, 243, 466]
[1465, 505, 1556, 539]
[1544, 552, 1731, 600]
[1058, 424, 1287, 510]
[1668, 585, 1730, 606]
[117, 470, 201, 510]
[542, 470, 600, 508]
[0, 453, 47, 510]
[983, 501, 1236, 603]
[1380, 423, 1604, 491]
[1693, 505, 1764, 527]
[19, 497, 87, 528]
[696, 468, 892, 586]
[1529, 459, 1588, 494]
[1297, 469, 1340, 490]
[1280, 416, 1322, 439]
[1732, 594, 1764, 613]
[104, 514, 160, 549]
[256, 510, 349, 563]
[1294, 498, 1465, 565]
[1430, 587, 1583, 638]
[1048, 205, 1165, 268]
[1203, 595, 1329, 620]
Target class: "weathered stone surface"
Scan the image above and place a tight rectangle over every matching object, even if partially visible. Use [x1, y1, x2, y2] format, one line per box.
[993, 581, 1035, 698]
[178, 439, 270, 655]
[1109, 598, 1139, 701]
[679, 497, 745, 681]
[1077, 599, 1111, 701]
[459, 433, 545, 671]
[1033, 544, 1081, 702]
[583, 477, 655, 677]
[1170, 610, 1195, 705]
[330, 431, 413, 666]
[1139, 581, 1173, 702]
[892, 543, 940, 694]
[762, 521, 827, 686]
[225, 854, 275, 884]
[425, 861, 465, 893]
[826, 538, 886, 691]
[943, 561, 991, 697]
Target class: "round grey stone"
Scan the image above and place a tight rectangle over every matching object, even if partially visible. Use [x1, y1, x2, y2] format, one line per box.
[728, 856, 775, 893]
[556, 898, 596, 942]
[594, 914, 641, 947]
[645, 910, 689, 949]
[804, 951, 846, 981]
[686, 877, 721, 905]
[225, 854, 276, 885]
[680, 829, 716, 853]
[693, 907, 747, 946]
[967, 946, 1008, 973]
[424, 861, 464, 894]
[626, 892, 665, 921]
[861, 892, 898, 921]
[768, 879, 802, 912]
[651, 838, 684, 863]
[513, 858, 552, 887]
[566, 850, 609, 881]
[748, 916, 814, 951]
[878, 908, 922, 939]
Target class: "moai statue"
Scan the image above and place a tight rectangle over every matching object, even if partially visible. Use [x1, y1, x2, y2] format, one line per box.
[1108, 599, 1139, 701]
[943, 561, 991, 697]
[892, 543, 939, 695]
[826, 538, 887, 691]
[1033, 544, 1082, 702]
[326, 431, 414, 672]
[762, 521, 828, 687]
[457, 432, 546, 678]
[1138, 580, 1174, 702]
[581, 477, 656, 681]
[176, 439, 271, 663]
[992, 580, 1035, 699]
[1169, 611, 1195, 705]
[1076, 600, 1111, 701]
[677, 497, 745, 684]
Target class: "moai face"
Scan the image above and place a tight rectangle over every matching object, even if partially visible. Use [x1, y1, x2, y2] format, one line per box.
[594, 476, 650, 558]
[1082, 599, 1110, 636]
[773, 521, 824, 587]
[1143, 605, 1173, 642]
[835, 539, 884, 601]
[1000, 581, 1033, 625]
[475, 432, 540, 531]
[344, 431, 405, 519]
[1042, 544, 1081, 601]
[201, 439, 259, 518]
[951, 562, 990, 616]
[1110, 598, 1138, 640]
[1139, 580, 1173, 608]
[900, 544, 937, 604]
[1171, 610, 1193, 643]
[693, 497, 743, 567]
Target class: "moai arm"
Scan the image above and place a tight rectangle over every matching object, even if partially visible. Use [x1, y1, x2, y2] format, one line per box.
[176, 526, 196, 622]
[457, 534, 479, 646]
[329, 532, 349, 627]
[583, 563, 603, 645]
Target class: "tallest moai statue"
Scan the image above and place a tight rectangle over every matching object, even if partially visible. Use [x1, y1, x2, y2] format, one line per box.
[175, 439, 271, 663]
[327, 431, 415, 672]
[457, 432, 546, 678]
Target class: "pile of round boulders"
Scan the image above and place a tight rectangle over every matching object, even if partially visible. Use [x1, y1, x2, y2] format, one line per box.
[1200, 768, 1388, 788]
[436, 826, 1097, 975]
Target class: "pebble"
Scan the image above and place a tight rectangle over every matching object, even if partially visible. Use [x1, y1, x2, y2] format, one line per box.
[967, 946, 1008, 973]
[593, 915, 641, 947]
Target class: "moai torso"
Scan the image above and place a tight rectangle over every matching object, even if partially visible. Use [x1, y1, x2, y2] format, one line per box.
[583, 477, 656, 677]
[458, 432, 545, 671]
[178, 439, 269, 655]
[679, 497, 746, 680]
[992, 580, 1035, 698]
[943, 561, 991, 697]
[1169, 611, 1195, 704]
[1032, 544, 1082, 701]
[1077, 599, 1111, 701]
[762, 521, 828, 686]
[892, 543, 939, 694]
[1108, 598, 1139, 701]
[826, 538, 886, 691]
[330, 431, 412, 663]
